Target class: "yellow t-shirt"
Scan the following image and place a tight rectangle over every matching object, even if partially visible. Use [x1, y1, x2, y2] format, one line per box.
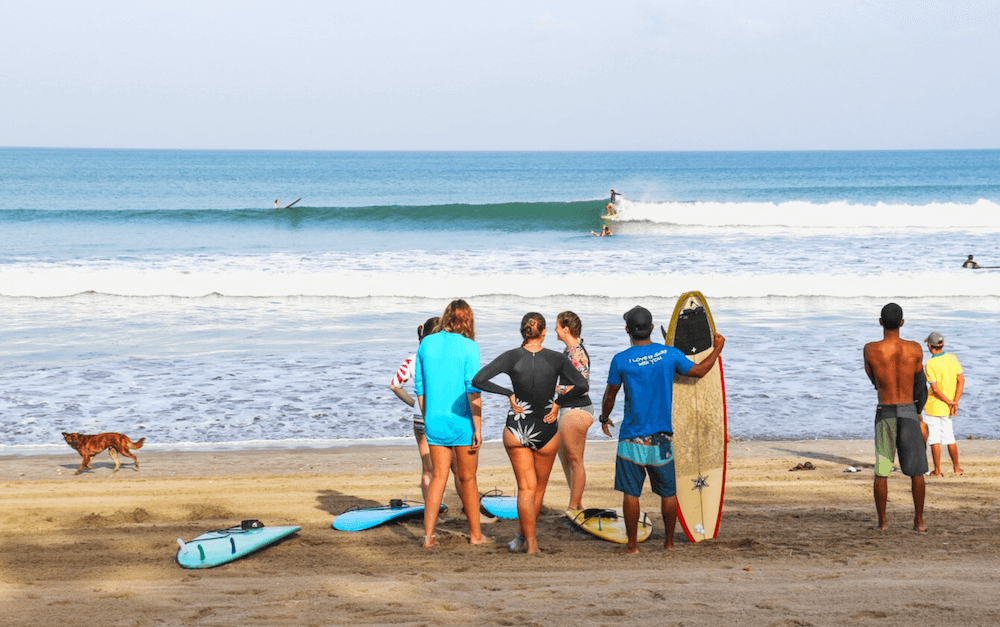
[924, 352, 963, 417]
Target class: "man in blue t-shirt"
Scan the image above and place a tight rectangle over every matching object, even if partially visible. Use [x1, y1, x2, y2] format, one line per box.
[600, 305, 725, 553]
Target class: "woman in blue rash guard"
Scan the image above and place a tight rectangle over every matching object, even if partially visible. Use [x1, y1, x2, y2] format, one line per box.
[414, 299, 487, 548]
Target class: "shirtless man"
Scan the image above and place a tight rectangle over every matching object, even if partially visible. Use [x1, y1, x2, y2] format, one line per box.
[863, 302, 928, 532]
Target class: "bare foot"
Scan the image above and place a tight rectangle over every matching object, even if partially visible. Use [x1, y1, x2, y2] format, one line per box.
[954, 468, 964, 476]
[614, 545, 640, 555]
[929, 471, 943, 477]
[913, 525, 928, 532]
[664, 539, 675, 551]
[423, 535, 437, 548]
[469, 534, 491, 545]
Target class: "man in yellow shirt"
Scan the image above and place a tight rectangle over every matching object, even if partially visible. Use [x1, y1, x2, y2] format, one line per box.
[924, 332, 965, 476]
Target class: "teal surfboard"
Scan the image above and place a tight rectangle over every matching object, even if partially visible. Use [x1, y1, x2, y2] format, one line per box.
[332, 499, 445, 532]
[480, 489, 518, 519]
[175, 523, 300, 569]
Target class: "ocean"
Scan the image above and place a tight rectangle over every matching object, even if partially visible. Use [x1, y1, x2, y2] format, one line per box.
[2, 148, 999, 453]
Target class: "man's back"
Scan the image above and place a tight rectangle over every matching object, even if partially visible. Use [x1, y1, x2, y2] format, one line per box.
[864, 336, 923, 404]
[609, 343, 693, 439]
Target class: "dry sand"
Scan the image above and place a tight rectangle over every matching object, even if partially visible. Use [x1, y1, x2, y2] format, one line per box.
[3, 439, 1000, 626]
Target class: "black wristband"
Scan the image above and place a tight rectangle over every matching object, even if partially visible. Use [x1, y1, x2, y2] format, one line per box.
[600, 415, 610, 424]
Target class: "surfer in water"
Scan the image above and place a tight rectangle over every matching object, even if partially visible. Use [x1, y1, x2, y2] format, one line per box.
[610, 189, 622, 203]
[600, 306, 725, 553]
[963, 255, 981, 268]
[863, 302, 928, 532]
[591, 225, 613, 237]
[274, 199, 280, 210]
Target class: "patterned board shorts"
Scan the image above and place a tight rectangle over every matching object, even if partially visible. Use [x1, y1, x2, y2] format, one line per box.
[614, 432, 676, 498]
[874, 404, 928, 477]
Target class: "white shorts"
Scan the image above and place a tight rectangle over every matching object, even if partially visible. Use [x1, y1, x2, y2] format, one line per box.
[924, 414, 956, 446]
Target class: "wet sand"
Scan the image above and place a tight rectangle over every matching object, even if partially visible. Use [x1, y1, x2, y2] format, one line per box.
[3, 439, 1000, 626]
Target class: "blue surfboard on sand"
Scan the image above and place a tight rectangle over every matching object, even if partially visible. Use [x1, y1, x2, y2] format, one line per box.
[176, 523, 300, 569]
[333, 499, 446, 532]
[480, 489, 518, 519]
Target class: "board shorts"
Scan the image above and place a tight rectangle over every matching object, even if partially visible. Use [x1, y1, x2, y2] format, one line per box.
[874, 404, 928, 477]
[614, 432, 676, 498]
[923, 413, 956, 446]
[557, 404, 594, 427]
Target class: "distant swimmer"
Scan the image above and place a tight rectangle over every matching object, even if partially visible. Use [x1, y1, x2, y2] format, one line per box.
[591, 225, 613, 237]
[963, 255, 981, 269]
[274, 199, 280, 210]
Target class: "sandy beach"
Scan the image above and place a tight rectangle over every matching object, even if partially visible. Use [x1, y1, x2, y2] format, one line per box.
[3, 439, 1000, 626]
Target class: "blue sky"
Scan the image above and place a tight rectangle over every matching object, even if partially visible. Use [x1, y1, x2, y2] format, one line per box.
[2, 1, 998, 150]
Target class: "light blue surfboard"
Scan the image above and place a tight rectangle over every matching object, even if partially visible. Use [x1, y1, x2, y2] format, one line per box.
[480, 491, 518, 519]
[175, 524, 300, 569]
[332, 501, 446, 532]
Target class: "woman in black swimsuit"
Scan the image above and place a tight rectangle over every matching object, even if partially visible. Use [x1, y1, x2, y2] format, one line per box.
[473, 312, 589, 554]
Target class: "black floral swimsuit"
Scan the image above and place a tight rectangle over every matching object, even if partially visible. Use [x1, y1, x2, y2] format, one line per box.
[473, 347, 589, 450]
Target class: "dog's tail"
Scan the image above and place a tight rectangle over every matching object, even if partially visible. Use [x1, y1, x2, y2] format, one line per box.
[131, 437, 146, 449]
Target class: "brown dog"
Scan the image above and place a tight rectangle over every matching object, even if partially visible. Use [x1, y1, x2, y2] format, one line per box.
[62, 432, 145, 475]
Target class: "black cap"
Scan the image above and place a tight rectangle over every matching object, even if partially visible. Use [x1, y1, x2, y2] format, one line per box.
[623, 306, 653, 332]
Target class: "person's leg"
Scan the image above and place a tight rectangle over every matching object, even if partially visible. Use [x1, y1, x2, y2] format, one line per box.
[874, 476, 888, 530]
[423, 445, 453, 547]
[414, 426, 433, 502]
[925, 415, 943, 476]
[911, 474, 926, 532]
[661, 495, 678, 550]
[504, 428, 539, 552]
[450, 451, 464, 496]
[622, 493, 641, 554]
[556, 434, 573, 493]
[947, 444, 962, 475]
[559, 410, 593, 510]
[929, 443, 943, 476]
[531, 434, 560, 519]
[453, 445, 486, 544]
[873, 415, 896, 530]
[941, 417, 962, 475]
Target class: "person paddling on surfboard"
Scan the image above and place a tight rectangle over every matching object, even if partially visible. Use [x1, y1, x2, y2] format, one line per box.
[600, 305, 725, 553]
[963, 255, 981, 269]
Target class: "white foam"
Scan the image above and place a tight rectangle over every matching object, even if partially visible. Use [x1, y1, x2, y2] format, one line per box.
[3, 265, 997, 299]
[610, 198, 1000, 231]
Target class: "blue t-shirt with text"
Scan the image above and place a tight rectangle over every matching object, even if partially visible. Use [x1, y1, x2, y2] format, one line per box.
[607, 343, 694, 440]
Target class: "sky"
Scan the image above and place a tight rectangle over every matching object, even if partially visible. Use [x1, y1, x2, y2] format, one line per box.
[2, 0, 998, 151]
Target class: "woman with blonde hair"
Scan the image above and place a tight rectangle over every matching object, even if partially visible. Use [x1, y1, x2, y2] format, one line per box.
[473, 312, 589, 554]
[554, 311, 595, 510]
[414, 299, 487, 547]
